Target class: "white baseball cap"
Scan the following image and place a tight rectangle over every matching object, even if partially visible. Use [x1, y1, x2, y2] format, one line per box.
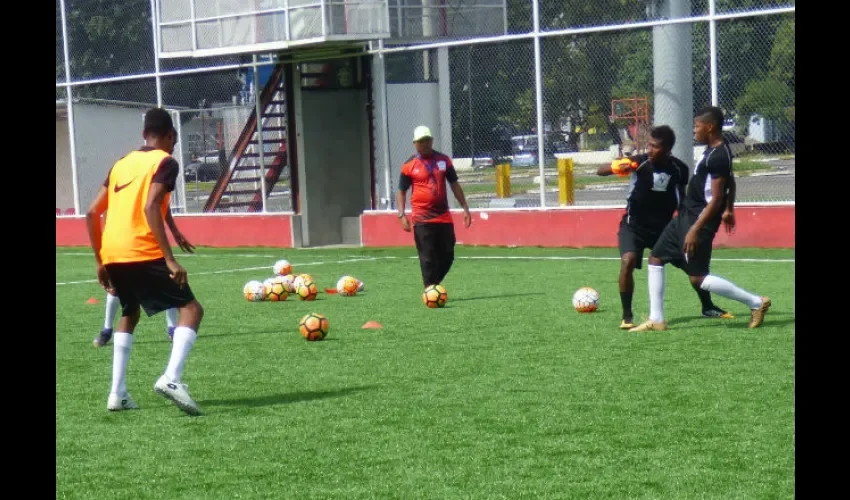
[413, 125, 432, 142]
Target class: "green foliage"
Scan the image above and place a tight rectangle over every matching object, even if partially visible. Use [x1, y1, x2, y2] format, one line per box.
[57, 1, 793, 148]
[57, 0, 241, 107]
[736, 78, 793, 124]
[735, 17, 794, 131]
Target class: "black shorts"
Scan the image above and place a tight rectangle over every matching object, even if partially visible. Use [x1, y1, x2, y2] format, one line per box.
[105, 258, 196, 317]
[413, 222, 456, 286]
[617, 220, 662, 270]
[651, 215, 716, 276]
[413, 222, 456, 256]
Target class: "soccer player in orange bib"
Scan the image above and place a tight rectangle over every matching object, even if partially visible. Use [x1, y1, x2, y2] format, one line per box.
[94, 208, 195, 347]
[86, 108, 204, 415]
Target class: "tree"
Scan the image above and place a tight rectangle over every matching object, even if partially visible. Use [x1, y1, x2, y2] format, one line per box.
[735, 16, 794, 143]
[56, 0, 241, 107]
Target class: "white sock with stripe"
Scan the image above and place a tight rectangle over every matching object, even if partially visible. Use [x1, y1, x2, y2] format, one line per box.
[165, 308, 178, 329]
[164, 327, 197, 383]
[700, 275, 762, 310]
[648, 265, 665, 323]
[104, 292, 120, 329]
[110, 332, 133, 395]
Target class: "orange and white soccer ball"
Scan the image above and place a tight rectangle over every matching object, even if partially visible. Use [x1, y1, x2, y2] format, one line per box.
[264, 280, 288, 302]
[273, 259, 292, 276]
[278, 274, 297, 293]
[299, 312, 329, 341]
[293, 273, 314, 291]
[423, 284, 448, 308]
[296, 280, 318, 301]
[572, 287, 600, 313]
[336, 276, 359, 296]
[243, 280, 266, 302]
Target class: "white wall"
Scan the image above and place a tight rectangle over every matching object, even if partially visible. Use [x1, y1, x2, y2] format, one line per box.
[385, 82, 440, 210]
[71, 104, 149, 211]
[56, 118, 74, 211]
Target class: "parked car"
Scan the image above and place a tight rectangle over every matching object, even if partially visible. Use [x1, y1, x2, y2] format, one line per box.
[510, 134, 578, 167]
[184, 162, 224, 182]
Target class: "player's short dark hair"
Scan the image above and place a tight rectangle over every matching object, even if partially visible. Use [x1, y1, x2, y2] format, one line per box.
[143, 108, 175, 137]
[650, 125, 676, 151]
[696, 105, 724, 130]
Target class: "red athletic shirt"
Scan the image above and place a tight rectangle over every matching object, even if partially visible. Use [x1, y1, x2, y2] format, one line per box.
[398, 151, 459, 224]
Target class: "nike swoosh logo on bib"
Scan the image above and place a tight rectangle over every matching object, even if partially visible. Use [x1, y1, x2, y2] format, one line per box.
[114, 179, 136, 193]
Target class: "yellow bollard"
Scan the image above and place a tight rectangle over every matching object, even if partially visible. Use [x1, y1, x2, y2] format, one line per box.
[558, 157, 575, 206]
[495, 163, 511, 198]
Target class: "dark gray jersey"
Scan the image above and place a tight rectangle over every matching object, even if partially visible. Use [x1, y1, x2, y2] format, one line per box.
[624, 153, 689, 233]
[682, 142, 734, 233]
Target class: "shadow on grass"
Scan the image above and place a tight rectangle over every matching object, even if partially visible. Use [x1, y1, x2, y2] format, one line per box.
[451, 292, 547, 303]
[665, 311, 795, 330]
[200, 385, 375, 409]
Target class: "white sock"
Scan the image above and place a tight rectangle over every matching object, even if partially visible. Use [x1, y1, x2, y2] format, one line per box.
[700, 275, 762, 309]
[104, 292, 120, 329]
[110, 332, 133, 395]
[165, 308, 178, 329]
[648, 265, 665, 323]
[164, 327, 197, 383]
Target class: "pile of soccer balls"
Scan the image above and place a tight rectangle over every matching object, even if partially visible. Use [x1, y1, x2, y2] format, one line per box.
[242, 259, 364, 303]
[241, 259, 365, 341]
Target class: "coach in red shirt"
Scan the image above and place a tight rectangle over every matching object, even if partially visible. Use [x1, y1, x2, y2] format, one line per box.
[396, 125, 472, 287]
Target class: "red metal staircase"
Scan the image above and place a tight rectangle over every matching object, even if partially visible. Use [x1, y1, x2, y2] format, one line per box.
[204, 64, 289, 212]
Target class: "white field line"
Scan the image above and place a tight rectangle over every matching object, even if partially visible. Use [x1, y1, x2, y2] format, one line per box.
[441, 256, 795, 263]
[55, 252, 367, 260]
[56, 253, 794, 286]
[55, 256, 397, 286]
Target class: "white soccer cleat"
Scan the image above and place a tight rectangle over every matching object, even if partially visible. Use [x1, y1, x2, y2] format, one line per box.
[107, 392, 140, 411]
[154, 375, 202, 416]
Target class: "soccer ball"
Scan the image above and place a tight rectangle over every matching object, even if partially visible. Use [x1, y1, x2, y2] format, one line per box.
[273, 259, 292, 276]
[423, 284, 448, 308]
[572, 287, 600, 313]
[243, 280, 266, 302]
[264, 281, 288, 301]
[296, 280, 318, 301]
[292, 273, 314, 291]
[262, 277, 277, 289]
[336, 276, 359, 296]
[279, 274, 297, 293]
[299, 312, 329, 341]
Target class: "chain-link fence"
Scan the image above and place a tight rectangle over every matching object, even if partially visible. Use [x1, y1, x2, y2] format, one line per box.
[56, 0, 794, 216]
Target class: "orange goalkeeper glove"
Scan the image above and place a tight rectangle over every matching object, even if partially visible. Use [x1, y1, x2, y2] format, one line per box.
[611, 158, 637, 177]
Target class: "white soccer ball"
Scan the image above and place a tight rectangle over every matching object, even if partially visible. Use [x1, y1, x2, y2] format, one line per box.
[336, 276, 359, 296]
[572, 287, 600, 313]
[243, 280, 266, 302]
[273, 259, 292, 276]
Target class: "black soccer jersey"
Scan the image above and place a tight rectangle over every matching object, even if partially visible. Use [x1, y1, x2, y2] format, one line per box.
[623, 154, 689, 233]
[682, 142, 734, 233]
